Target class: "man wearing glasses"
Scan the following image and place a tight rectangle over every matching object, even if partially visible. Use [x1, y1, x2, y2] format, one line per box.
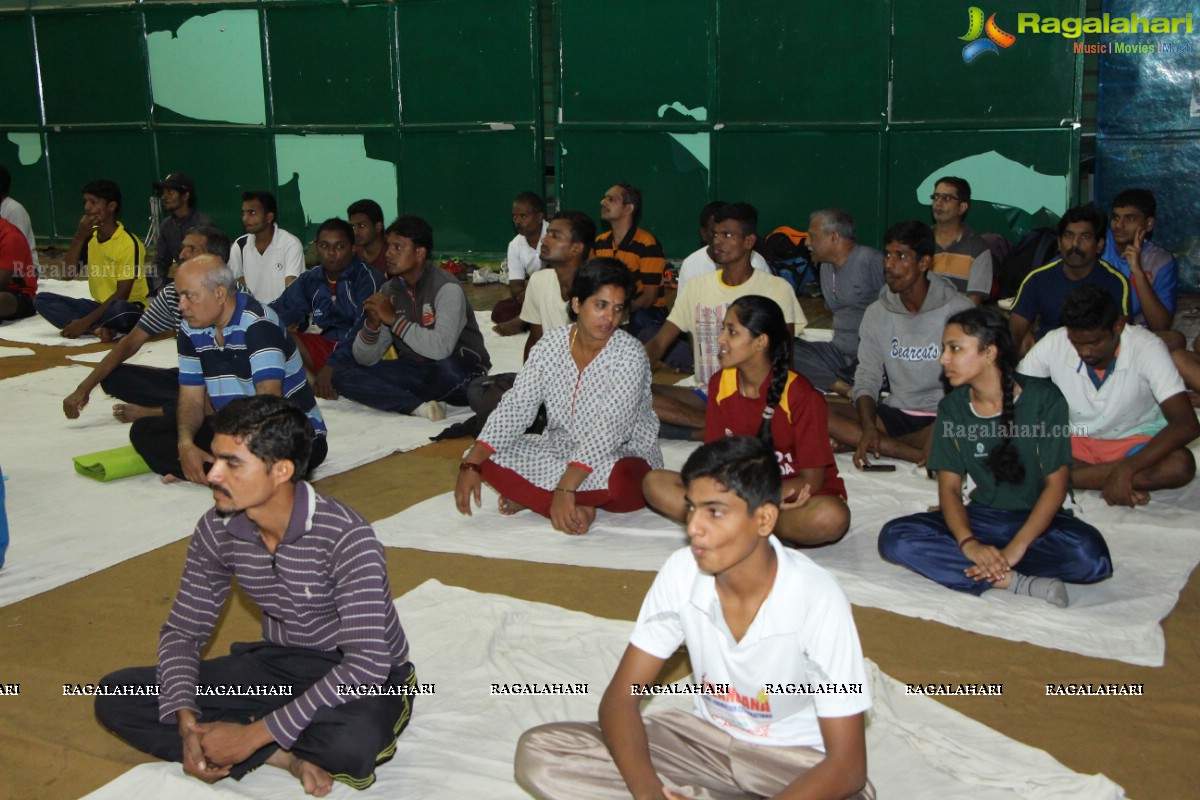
[269, 218, 382, 400]
[929, 176, 993, 305]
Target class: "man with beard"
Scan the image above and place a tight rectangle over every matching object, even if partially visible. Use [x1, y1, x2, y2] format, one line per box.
[1019, 284, 1197, 506]
[1009, 204, 1130, 356]
[151, 173, 213, 294]
[493, 191, 548, 335]
[332, 215, 490, 419]
[642, 203, 804, 438]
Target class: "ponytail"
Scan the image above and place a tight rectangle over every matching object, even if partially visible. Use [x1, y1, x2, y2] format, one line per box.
[759, 345, 791, 450]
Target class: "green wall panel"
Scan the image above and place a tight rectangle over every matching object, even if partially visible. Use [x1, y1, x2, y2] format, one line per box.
[886, 129, 1078, 242]
[0, 133, 51, 238]
[713, 131, 885, 248]
[558, 130, 710, 259]
[559, 0, 711, 125]
[716, 0, 887, 126]
[46, 130, 155, 238]
[266, 4, 393, 127]
[275, 132, 399, 241]
[145, 6, 265, 126]
[37, 11, 149, 124]
[892, 0, 1082, 126]
[396, 0, 539, 125]
[0, 16, 39, 125]
[155, 130, 273, 239]
[400, 130, 540, 252]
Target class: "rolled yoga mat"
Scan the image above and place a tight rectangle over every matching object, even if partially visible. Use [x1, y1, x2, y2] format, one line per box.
[72, 445, 153, 482]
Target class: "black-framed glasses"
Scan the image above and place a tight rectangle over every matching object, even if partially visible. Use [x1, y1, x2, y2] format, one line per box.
[930, 192, 960, 203]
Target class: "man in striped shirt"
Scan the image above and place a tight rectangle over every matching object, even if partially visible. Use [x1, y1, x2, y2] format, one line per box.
[593, 183, 667, 337]
[62, 226, 230, 422]
[97, 396, 415, 794]
[128, 254, 328, 483]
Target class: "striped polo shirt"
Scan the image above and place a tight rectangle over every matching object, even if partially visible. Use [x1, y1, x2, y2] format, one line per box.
[593, 226, 667, 308]
[156, 482, 410, 748]
[178, 292, 327, 437]
[136, 283, 180, 335]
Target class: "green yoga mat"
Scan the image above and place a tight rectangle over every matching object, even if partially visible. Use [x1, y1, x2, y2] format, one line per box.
[72, 445, 153, 482]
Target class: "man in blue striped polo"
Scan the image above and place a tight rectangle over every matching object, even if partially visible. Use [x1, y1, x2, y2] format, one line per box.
[129, 253, 328, 483]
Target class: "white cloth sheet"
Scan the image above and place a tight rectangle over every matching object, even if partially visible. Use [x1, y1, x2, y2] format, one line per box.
[0, 346, 34, 358]
[375, 441, 1200, 667]
[80, 581, 1125, 800]
[0, 279, 100, 346]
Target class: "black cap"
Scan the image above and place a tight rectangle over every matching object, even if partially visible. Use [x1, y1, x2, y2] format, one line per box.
[153, 172, 195, 194]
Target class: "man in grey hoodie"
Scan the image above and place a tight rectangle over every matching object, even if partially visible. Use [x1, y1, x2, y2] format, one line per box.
[829, 221, 973, 467]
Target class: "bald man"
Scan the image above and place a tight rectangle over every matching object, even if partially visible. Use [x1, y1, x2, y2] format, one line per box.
[129, 254, 328, 483]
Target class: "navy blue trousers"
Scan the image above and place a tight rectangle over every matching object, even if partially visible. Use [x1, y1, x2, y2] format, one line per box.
[878, 505, 1112, 595]
[34, 293, 144, 335]
[331, 356, 482, 415]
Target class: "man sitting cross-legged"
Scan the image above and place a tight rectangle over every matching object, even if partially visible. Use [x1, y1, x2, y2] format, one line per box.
[96, 395, 417, 797]
[1018, 284, 1198, 506]
[62, 227, 230, 423]
[516, 436, 873, 800]
[332, 215, 491, 420]
[828, 221, 972, 467]
[128, 254, 328, 483]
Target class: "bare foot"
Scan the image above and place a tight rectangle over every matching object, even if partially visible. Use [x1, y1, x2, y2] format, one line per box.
[1132, 490, 1151, 506]
[93, 326, 115, 342]
[113, 403, 162, 423]
[267, 749, 334, 797]
[161, 473, 180, 484]
[492, 317, 526, 337]
[498, 496, 526, 515]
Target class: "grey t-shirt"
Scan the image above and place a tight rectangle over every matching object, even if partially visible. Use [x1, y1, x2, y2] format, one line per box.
[819, 244, 886, 357]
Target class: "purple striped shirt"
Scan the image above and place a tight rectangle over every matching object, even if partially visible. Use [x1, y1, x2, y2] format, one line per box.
[156, 482, 409, 748]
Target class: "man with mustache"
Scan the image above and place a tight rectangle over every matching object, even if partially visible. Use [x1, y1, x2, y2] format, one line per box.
[1008, 204, 1130, 356]
[1018, 285, 1198, 507]
[97, 395, 416, 796]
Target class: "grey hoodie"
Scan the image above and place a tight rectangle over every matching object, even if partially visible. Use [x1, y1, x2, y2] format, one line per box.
[851, 273, 974, 413]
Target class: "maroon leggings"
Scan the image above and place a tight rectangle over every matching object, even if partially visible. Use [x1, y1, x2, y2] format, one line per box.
[481, 457, 653, 518]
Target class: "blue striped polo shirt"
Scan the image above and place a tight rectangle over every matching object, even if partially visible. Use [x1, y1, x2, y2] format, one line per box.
[178, 292, 327, 437]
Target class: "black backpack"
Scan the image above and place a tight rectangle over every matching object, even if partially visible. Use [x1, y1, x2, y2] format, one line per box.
[997, 228, 1059, 299]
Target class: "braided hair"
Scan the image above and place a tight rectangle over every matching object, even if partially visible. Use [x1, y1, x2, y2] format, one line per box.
[946, 307, 1025, 485]
[726, 295, 792, 450]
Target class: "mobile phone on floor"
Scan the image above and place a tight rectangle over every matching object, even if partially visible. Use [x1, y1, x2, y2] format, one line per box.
[860, 463, 897, 472]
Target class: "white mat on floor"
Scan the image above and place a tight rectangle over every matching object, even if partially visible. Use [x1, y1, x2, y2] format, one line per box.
[0, 365, 456, 607]
[0, 345, 34, 358]
[0, 279, 101, 346]
[375, 440, 1200, 667]
[81, 580, 1124, 800]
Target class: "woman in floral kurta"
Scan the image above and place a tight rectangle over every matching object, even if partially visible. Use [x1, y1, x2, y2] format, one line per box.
[456, 259, 663, 534]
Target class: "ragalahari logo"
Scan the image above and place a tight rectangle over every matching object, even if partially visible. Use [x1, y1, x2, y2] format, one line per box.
[960, 7, 1017, 63]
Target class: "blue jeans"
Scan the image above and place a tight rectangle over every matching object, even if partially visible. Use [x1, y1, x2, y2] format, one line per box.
[878, 505, 1112, 595]
[33, 293, 144, 335]
[331, 356, 483, 414]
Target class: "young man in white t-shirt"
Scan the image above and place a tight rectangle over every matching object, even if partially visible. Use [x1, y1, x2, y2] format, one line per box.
[515, 436, 873, 800]
[644, 203, 805, 439]
[228, 191, 305, 304]
[1018, 284, 1198, 507]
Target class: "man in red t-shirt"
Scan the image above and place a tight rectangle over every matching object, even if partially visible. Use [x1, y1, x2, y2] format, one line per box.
[0, 216, 36, 321]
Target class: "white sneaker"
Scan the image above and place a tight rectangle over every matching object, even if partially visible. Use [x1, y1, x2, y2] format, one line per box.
[411, 400, 446, 421]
